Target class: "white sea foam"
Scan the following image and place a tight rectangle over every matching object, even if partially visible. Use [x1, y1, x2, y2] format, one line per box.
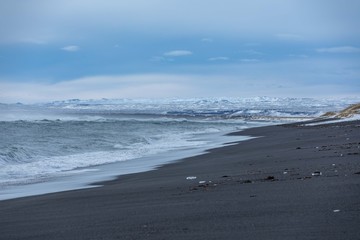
[303, 114, 360, 126]
[2, 97, 359, 121]
[0, 125, 217, 186]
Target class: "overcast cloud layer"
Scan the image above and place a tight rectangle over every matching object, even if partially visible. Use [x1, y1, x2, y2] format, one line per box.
[0, 0, 359, 103]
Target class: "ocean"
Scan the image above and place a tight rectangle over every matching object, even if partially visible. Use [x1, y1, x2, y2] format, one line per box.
[0, 97, 357, 200]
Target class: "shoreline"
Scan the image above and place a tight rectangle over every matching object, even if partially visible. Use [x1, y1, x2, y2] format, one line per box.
[0, 129, 253, 201]
[0, 120, 359, 239]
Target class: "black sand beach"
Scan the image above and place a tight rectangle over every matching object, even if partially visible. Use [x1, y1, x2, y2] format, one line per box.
[0, 121, 359, 240]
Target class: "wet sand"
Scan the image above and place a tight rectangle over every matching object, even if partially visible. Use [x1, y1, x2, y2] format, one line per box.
[0, 120, 359, 240]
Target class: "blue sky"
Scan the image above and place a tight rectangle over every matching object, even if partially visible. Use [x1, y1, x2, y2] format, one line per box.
[0, 0, 359, 103]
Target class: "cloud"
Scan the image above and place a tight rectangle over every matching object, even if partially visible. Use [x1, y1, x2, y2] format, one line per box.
[1, 1, 360, 44]
[0, 75, 194, 103]
[163, 50, 192, 57]
[201, 38, 213, 43]
[1, 57, 359, 103]
[61, 45, 80, 52]
[208, 57, 229, 61]
[149, 56, 174, 62]
[1, 1, 360, 103]
[316, 46, 360, 53]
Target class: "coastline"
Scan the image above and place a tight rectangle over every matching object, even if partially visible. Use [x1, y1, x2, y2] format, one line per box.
[0, 130, 252, 201]
[0, 120, 359, 239]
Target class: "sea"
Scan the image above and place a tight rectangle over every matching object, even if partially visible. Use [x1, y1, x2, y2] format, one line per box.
[0, 97, 358, 200]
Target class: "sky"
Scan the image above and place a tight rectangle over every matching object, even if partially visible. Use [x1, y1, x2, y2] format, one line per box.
[0, 0, 359, 103]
